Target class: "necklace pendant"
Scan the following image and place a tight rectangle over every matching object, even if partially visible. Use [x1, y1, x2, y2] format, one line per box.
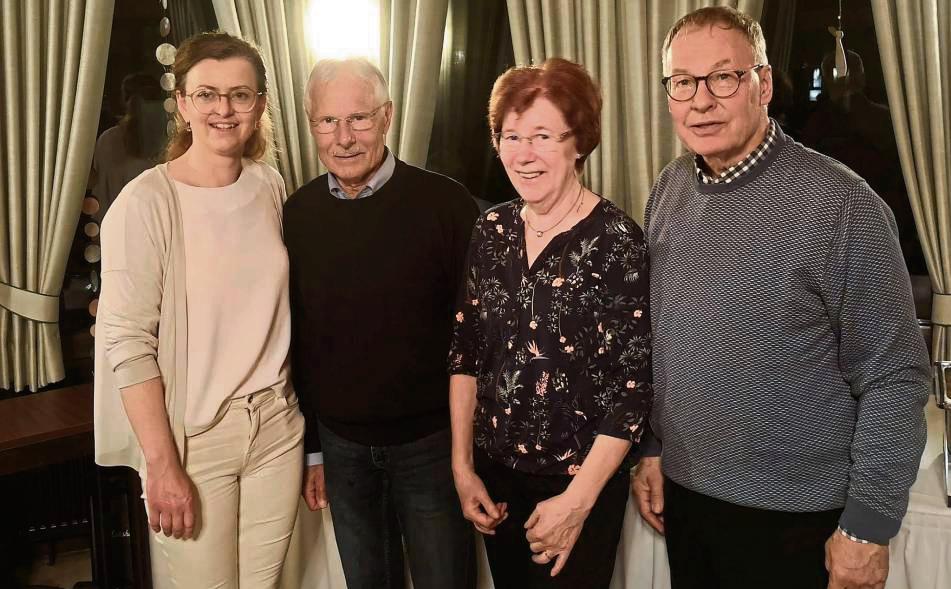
[535, 230, 543, 238]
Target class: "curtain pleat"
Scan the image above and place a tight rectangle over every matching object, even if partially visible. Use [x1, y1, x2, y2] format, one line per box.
[381, 0, 451, 166]
[211, 0, 320, 192]
[760, 0, 797, 73]
[872, 0, 951, 359]
[168, 0, 216, 46]
[871, 1, 951, 513]
[0, 0, 114, 392]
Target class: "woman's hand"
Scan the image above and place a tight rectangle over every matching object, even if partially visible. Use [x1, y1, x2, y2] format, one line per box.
[524, 491, 592, 576]
[453, 466, 508, 534]
[145, 456, 197, 539]
[449, 375, 507, 534]
[118, 377, 196, 539]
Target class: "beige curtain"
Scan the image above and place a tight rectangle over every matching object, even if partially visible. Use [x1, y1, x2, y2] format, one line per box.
[212, 0, 319, 192]
[506, 0, 763, 225]
[168, 0, 217, 46]
[0, 0, 113, 392]
[871, 0, 951, 360]
[759, 0, 796, 74]
[380, 0, 451, 166]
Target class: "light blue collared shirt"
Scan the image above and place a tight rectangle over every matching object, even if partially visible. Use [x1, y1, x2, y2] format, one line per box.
[327, 149, 396, 199]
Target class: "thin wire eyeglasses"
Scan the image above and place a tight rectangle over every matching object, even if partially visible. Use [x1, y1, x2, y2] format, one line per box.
[661, 64, 767, 101]
[493, 130, 573, 153]
[309, 102, 390, 134]
[184, 87, 265, 114]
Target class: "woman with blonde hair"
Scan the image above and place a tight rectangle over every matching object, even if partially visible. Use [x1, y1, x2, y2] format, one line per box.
[94, 31, 302, 588]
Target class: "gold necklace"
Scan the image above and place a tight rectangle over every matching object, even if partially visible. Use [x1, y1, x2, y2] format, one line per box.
[524, 184, 584, 238]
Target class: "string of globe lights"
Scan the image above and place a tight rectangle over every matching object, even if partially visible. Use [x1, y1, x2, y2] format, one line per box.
[85, 2, 176, 342]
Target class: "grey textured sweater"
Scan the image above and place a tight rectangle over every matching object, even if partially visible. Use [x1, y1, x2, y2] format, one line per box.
[644, 124, 929, 544]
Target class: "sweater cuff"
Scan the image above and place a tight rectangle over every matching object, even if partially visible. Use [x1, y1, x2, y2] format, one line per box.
[639, 425, 662, 458]
[303, 416, 322, 454]
[838, 496, 900, 545]
[114, 355, 161, 389]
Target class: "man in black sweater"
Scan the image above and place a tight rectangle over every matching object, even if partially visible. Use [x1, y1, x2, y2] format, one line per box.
[284, 57, 479, 589]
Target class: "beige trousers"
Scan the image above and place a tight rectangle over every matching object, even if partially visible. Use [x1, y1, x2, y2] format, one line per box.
[144, 389, 304, 589]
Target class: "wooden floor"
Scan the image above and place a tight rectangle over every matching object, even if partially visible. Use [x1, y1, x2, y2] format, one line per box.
[27, 547, 92, 588]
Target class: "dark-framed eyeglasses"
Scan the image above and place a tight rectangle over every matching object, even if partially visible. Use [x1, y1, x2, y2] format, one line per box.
[184, 87, 265, 114]
[493, 130, 572, 153]
[661, 64, 767, 102]
[309, 102, 390, 134]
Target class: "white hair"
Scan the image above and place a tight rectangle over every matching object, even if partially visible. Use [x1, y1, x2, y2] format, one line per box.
[303, 57, 390, 116]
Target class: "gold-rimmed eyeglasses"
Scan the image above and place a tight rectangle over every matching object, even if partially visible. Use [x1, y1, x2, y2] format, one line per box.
[493, 130, 572, 153]
[183, 87, 265, 114]
[309, 102, 390, 134]
[662, 64, 767, 102]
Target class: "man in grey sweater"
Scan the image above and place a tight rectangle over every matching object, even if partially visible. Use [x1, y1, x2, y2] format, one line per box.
[631, 7, 929, 589]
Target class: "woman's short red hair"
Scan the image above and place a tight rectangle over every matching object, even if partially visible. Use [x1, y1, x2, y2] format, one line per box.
[488, 58, 602, 171]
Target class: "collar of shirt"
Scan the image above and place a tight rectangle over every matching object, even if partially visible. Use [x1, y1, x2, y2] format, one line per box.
[328, 149, 396, 199]
[695, 119, 777, 185]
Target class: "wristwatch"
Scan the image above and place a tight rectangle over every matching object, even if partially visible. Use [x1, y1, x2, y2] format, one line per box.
[837, 525, 871, 545]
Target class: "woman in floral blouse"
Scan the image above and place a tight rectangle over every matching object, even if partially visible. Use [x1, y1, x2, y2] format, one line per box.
[449, 58, 652, 588]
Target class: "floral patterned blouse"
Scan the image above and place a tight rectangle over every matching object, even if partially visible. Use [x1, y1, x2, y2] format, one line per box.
[449, 197, 652, 475]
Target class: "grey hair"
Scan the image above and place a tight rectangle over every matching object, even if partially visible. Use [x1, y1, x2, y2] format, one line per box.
[662, 6, 769, 76]
[303, 57, 390, 116]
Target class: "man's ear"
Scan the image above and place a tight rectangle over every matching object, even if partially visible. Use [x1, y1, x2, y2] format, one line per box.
[380, 100, 394, 135]
[759, 65, 774, 107]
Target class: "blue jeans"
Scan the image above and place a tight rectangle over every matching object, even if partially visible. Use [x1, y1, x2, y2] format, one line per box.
[318, 422, 475, 589]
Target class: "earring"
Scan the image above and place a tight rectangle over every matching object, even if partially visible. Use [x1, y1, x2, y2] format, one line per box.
[576, 153, 583, 159]
[186, 121, 192, 133]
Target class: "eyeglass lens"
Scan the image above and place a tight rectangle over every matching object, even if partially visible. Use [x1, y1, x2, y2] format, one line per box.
[666, 70, 742, 101]
[192, 89, 258, 113]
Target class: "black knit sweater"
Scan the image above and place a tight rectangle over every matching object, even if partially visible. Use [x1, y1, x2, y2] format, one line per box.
[283, 158, 479, 451]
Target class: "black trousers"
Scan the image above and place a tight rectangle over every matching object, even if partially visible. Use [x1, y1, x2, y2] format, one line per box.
[475, 450, 629, 589]
[664, 477, 842, 589]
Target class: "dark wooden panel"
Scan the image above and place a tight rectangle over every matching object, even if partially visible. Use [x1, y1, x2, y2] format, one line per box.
[0, 383, 93, 454]
[0, 431, 95, 477]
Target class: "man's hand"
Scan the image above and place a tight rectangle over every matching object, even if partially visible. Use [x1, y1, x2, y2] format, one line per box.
[302, 464, 329, 510]
[453, 466, 507, 534]
[632, 456, 665, 534]
[825, 530, 889, 589]
[145, 457, 197, 539]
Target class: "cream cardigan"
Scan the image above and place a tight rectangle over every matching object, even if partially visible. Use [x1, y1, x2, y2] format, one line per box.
[93, 160, 286, 471]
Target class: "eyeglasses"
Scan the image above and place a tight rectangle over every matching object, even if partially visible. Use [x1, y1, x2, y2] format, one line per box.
[661, 64, 767, 102]
[309, 102, 390, 134]
[493, 130, 572, 153]
[184, 87, 264, 114]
